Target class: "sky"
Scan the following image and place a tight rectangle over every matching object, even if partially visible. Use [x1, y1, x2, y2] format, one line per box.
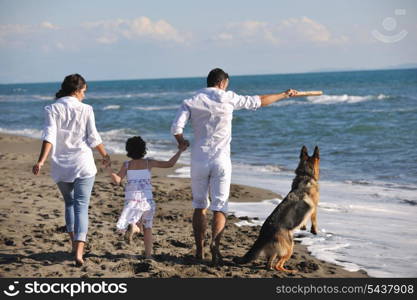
[0, 0, 416, 83]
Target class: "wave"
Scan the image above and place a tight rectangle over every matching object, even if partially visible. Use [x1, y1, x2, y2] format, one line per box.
[103, 105, 120, 110]
[0, 127, 42, 139]
[168, 166, 191, 178]
[133, 105, 180, 111]
[86, 91, 194, 100]
[369, 107, 417, 113]
[306, 94, 389, 104]
[0, 94, 54, 102]
[99, 129, 132, 154]
[12, 88, 27, 92]
[0, 90, 194, 103]
[345, 179, 408, 189]
[271, 100, 300, 107]
[296, 234, 362, 273]
[233, 162, 291, 174]
[0, 92, 391, 106]
[33, 95, 54, 101]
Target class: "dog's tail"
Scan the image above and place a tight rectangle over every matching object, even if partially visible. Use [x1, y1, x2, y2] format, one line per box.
[233, 234, 269, 264]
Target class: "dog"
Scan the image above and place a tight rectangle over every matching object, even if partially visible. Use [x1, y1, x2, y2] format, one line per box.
[233, 145, 320, 272]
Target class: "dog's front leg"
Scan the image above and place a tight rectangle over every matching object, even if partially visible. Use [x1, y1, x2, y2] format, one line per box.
[310, 208, 318, 235]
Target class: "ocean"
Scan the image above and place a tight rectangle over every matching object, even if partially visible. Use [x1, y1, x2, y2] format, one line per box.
[1, 68, 416, 277]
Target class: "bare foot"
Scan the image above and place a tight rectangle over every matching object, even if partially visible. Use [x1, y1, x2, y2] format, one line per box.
[210, 244, 223, 266]
[75, 258, 84, 267]
[133, 224, 140, 233]
[195, 247, 205, 260]
[125, 224, 140, 244]
[137, 222, 144, 234]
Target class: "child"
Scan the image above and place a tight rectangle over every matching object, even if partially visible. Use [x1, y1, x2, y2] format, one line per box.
[105, 136, 187, 258]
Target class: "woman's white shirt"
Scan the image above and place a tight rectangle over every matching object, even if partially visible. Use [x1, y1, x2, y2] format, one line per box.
[41, 96, 102, 183]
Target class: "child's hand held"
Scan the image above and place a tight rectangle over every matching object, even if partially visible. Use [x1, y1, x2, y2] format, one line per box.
[32, 162, 43, 175]
[178, 142, 188, 151]
[102, 156, 111, 168]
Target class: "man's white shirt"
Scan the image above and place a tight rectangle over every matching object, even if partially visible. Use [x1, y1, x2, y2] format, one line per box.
[171, 87, 261, 161]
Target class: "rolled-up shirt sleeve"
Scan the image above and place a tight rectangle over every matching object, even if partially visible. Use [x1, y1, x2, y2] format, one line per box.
[230, 92, 261, 111]
[41, 106, 57, 146]
[171, 101, 190, 135]
[86, 106, 103, 148]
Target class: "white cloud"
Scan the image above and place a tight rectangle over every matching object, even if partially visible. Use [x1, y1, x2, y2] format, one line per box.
[213, 33, 233, 41]
[0, 24, 29, 47]
[0, 24, 31, 35]
[82, 16, 190, 44]
[282, 17, 331, 42]
[0, 21, 59, 36]
[240, 21, 267, 33]
[40, 21, 59, 30]
[213, 17, 349, 46]
[0, 17, 189, 50]
[96, 35, 118, 44]
[0, 21, 60, 47]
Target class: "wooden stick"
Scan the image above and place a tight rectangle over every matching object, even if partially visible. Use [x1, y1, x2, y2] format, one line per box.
[293, 91, 323, 97]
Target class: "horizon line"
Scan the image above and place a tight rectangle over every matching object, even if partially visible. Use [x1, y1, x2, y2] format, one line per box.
[1, 66, 416, 86]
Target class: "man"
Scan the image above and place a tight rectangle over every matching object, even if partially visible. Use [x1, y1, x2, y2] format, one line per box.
[171, 68, 298, 264]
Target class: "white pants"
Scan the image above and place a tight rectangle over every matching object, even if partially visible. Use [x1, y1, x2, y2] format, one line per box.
[190, 157, 231, 213]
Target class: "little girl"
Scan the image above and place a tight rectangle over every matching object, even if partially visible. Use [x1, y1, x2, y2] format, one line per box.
[106, 136, 186, 258]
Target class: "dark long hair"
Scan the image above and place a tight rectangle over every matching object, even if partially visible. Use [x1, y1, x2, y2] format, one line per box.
[55, 74, 87, 99]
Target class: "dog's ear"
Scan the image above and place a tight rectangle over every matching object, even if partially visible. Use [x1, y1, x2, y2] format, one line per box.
[313, 146, 320, 159]
[300, 145, 308, 160]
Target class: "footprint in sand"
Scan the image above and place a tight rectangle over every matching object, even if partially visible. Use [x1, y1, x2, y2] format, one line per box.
[23, 238, 33, 246]
[4, 238, 16, 246]
[169, 240, 190, 248]
[296, 261, 320, 273]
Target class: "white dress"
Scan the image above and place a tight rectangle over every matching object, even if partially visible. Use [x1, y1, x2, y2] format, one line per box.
[116, 160, 155, 231]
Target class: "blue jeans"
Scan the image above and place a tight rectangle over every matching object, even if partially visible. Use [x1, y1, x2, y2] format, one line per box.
[57, 176, 95, 242]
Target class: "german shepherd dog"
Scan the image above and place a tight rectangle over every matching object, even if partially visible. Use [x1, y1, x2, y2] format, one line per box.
[234, 146, 320, 272]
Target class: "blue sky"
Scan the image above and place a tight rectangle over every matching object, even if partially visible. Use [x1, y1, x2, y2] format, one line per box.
[0, 0, 416, 83]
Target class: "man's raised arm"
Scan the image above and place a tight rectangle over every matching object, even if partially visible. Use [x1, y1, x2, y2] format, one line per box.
[260, 89, 298, 107]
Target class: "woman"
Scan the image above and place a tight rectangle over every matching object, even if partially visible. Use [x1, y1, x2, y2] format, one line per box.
[32, 74, 110, 266]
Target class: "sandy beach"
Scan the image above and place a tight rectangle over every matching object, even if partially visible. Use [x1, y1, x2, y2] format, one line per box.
[0, 133, 368, 278]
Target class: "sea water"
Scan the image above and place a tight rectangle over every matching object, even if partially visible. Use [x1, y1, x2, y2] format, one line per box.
[1, 69, 416, 277]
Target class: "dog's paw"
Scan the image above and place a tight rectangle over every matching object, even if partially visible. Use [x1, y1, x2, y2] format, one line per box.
[310, 228, 318, 235]
[300, 225, 307, 231]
